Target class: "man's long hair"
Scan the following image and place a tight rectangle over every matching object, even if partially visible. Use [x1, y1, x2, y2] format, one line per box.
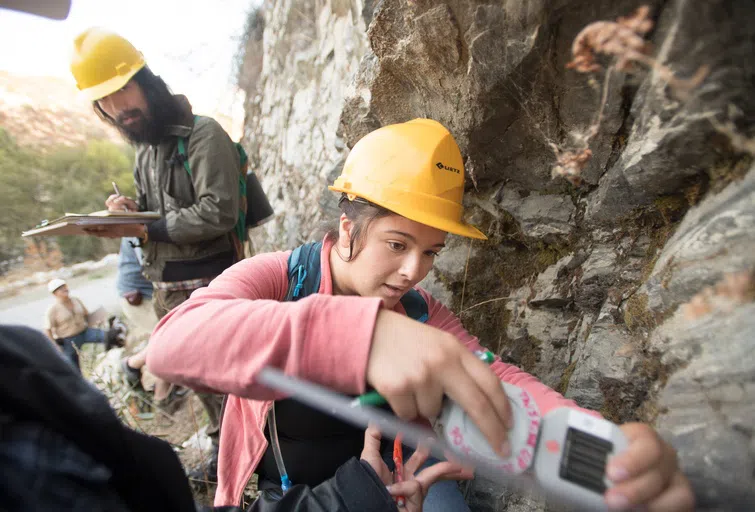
[93, 66, 182, 146]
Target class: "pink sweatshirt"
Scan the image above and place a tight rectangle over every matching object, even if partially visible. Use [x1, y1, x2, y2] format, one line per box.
[147, 237, 592, 506]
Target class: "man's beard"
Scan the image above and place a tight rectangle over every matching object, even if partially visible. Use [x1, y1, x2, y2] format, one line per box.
[115, 109, 162, 145]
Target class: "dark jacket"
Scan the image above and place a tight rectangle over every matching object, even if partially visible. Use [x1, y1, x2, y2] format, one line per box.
[0, 326, 399, 512]
[136, 95, 239, 283]
[0, 325, 195, 511]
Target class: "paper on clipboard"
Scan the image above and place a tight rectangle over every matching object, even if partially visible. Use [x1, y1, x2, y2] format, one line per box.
[22, 210, 161, 238]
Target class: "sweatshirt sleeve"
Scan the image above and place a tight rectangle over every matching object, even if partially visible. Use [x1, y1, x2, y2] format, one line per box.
[419, 288, 599, 417]
[146, 251, 382, 399]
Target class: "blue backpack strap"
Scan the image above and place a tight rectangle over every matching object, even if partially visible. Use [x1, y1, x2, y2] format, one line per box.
[399, 289, 429, 323]
[285, 241, 428, 322]
[285, 242, 323, 301]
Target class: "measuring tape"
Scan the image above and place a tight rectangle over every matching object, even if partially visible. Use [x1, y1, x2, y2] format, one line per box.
[439, 382, 628, 511]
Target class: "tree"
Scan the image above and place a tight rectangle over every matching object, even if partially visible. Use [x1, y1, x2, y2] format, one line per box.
[0, 128, 47, 265]
[0, 128, 135, 267]
[43, 140, 134, 263]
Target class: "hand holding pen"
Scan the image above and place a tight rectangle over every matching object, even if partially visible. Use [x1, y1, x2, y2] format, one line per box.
[393, 434, 406, 507]
[359, 427, 471, 512]
[106, 181, 138, 212]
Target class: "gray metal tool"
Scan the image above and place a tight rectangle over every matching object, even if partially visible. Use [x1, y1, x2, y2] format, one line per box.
[257, 367, 627, 511]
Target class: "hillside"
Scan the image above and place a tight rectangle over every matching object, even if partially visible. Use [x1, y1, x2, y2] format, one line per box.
[0, 70, 122, 148]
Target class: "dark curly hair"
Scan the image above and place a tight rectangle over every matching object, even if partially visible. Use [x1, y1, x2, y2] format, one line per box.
[93, 66, 182, 146]
[326, 195, 394, 261]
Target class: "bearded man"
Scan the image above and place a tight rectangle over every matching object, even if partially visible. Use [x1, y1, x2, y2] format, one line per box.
[70, 27, 240, 484]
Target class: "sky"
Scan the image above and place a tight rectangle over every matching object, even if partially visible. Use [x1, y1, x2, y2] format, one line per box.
[0, 0, 259, 124]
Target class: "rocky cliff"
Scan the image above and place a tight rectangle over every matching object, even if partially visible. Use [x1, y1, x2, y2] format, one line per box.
[239, 1, 754, 510]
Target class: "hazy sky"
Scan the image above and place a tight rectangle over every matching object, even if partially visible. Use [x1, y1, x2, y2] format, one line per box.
[0, 0, 258, 117]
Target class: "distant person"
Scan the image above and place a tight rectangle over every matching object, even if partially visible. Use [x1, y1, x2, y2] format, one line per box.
[69, 28, 243, 482]
[43, 278, 123, 373]
[116, 237, 157, 342]
[116, 237, 176, 403]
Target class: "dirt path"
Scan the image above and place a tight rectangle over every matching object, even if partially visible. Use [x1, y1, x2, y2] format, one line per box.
[0, 268, 121, 329]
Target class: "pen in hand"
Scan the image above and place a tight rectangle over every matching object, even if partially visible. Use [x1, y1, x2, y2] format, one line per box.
[112, 181, 131, 212]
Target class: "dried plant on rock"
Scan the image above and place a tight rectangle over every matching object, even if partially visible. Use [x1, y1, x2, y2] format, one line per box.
[567, 6, 654, 74]
[549, 144, 592, 186]
[566, 5, 707, 94]
[551, 5, 708, 187]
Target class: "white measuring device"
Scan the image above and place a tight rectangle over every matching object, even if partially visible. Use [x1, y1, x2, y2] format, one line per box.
[439, 382, 628, 511]
[258, 368, 627, 511]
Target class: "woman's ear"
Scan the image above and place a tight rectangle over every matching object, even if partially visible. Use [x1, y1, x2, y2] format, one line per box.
[338, 213, 353, 249]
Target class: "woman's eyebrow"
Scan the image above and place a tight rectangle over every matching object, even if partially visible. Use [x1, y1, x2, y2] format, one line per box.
[385, 230, 445, 248]
[385, 230, 414, 241]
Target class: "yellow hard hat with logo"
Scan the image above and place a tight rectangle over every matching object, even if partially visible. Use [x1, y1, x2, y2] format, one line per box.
[329, 119, 487, 240]
[70, 28, 146, 102]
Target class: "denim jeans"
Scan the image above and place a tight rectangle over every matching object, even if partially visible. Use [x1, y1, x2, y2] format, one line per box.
[61, 327, 106, 373]
[417, 458, 471, 512]
[382, 446, 471, 512]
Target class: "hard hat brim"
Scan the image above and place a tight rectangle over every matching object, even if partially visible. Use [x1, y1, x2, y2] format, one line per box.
[329, 186, 488, 240]
[78, 63, 144, 102]
[48, 278, 67, 293]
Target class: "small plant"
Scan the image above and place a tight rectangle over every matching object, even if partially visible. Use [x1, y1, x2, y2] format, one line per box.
[566, 6, 654, 75]
[553, 5, 708, 186]
[549, 144, 594, 187]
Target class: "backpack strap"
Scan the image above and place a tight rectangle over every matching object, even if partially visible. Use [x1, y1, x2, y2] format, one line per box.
[399, 289, 429, 323]
[176, 115, 249, 249]
[284, 241, 429, 322]
[285, 242, 323, 301]
[176, 116, 198, 177]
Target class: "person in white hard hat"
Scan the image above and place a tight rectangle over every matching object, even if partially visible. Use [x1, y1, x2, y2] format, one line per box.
[44, 279, 123, 373]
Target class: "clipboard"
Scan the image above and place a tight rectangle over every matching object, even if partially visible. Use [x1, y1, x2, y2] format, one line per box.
[22, 210, 161, 238]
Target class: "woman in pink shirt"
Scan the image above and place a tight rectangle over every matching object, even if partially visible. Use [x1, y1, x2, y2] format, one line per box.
[147, 119, 693, 511]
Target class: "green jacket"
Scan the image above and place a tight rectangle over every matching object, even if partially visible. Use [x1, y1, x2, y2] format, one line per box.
[136, 96, 240, 283]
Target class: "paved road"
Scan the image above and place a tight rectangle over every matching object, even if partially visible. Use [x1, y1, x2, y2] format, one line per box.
[0, 268, 122, 330]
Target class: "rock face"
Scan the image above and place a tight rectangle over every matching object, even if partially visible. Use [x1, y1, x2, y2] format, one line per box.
[241, 0, 370, 251]
[645, 167, 755, 510]
[238, 0, 755, 510]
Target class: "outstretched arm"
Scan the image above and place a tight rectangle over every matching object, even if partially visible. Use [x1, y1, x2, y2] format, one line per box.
[146, 251, 381, 399]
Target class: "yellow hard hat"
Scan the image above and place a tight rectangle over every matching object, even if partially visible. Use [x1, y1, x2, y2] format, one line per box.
[70, 28, 146, 102]
[329, 119, 487, 240]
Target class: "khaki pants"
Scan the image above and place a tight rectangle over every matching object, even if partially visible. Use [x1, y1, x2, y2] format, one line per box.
[119, 296, 159, 345]
[153, 287, 224, 447]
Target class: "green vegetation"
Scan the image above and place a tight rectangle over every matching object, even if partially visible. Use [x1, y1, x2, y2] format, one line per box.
[707, 154, 752, 193]
[556, 360, 577, 395]
[0, 128, 134, 268]
[623, 292, 653, 331]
